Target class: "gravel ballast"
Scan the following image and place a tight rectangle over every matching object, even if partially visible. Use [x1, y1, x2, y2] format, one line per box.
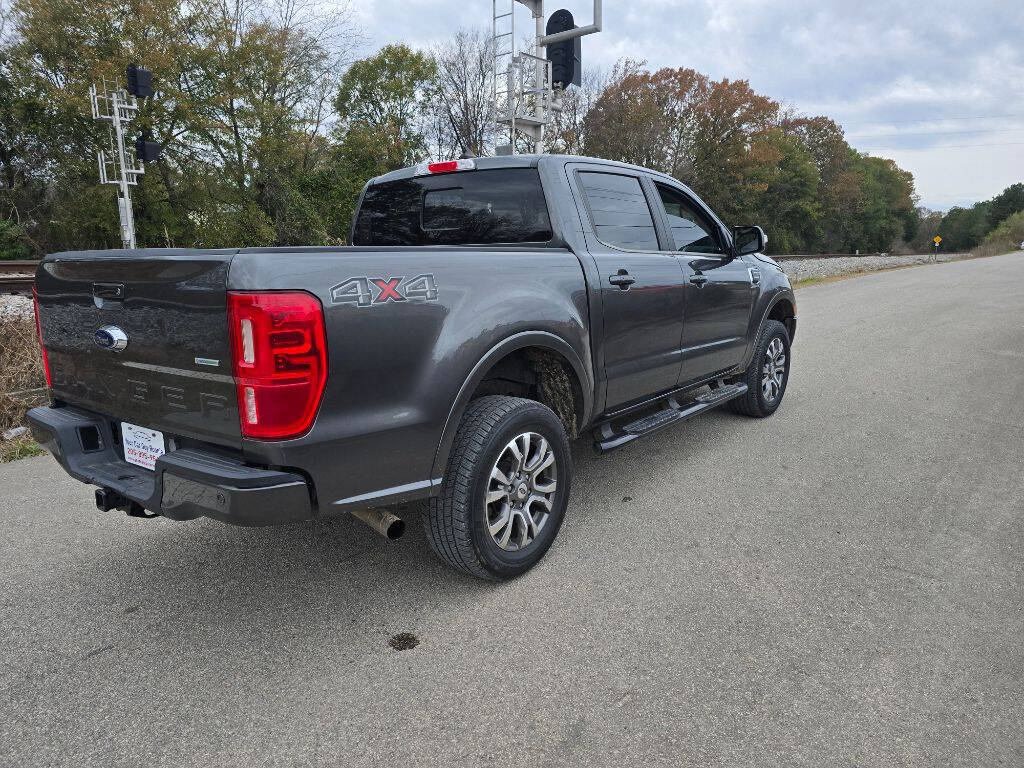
[777, 252, 972, 282]
[0, 295, 33, 319]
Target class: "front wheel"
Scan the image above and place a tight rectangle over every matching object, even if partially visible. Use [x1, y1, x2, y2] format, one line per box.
[425, 396, 572, 580]
[728, 319, 791, 417]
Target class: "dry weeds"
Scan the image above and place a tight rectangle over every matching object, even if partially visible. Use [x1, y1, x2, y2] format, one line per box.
[0, 314, 47, 462]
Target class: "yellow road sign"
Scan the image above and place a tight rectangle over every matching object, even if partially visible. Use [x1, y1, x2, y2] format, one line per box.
[933, 235, 942, 244]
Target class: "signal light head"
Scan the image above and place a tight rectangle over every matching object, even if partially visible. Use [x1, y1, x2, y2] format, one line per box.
[125, 64, 153, 98]
[135, 134, 161, 163]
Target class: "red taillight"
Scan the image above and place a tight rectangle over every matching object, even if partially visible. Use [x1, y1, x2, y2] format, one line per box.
[32, 285, 52, 388]
[227, 292, 327, 439]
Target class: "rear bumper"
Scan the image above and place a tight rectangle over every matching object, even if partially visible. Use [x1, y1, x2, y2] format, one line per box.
[27, 405, 314, 526]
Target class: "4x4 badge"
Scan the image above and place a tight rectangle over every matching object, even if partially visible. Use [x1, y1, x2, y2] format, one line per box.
[331, 274, 439, 307]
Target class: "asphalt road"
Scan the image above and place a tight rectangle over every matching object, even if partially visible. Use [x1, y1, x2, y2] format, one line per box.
[2, 253, 1022, 767]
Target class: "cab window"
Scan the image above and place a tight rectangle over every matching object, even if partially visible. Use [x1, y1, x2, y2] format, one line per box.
[578, 172, 659, 251]
[655, 184, 726, 255]
[353, 169, 552, 246]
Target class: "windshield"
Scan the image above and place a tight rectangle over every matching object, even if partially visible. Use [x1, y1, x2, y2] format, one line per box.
[352, 168, 553, 246]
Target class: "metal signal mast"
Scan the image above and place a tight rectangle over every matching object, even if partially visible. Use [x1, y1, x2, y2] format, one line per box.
[491, 0, 602, 154]
[89, 65, 158, 249]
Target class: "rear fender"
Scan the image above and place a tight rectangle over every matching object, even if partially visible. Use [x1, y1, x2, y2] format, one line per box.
[430, 331, 593, 482]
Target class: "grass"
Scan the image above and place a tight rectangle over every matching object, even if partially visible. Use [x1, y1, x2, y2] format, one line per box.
[792, 264, 920, 289]
[0, 434, 44, 463]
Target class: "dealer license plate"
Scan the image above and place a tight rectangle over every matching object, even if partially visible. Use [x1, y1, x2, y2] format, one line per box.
[121, 422, 166, 471]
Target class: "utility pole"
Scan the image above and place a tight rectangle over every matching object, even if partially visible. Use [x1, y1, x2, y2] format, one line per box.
[90, 66, 156, 249]
[492, 0, 602, 155]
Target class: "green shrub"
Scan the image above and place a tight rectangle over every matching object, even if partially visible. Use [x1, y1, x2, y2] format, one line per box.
[975, 211, 1024, 257]
[0, 219, 33, 260]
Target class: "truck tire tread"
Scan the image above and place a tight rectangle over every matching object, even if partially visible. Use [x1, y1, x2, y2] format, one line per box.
[728, 319, 791, 418]
[425, 395, 569, 580]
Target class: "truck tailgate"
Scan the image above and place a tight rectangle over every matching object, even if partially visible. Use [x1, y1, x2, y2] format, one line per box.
[35, 250, 242, 448]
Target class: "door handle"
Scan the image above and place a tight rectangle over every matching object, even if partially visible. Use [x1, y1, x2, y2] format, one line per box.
[689, 275, 709, 287]
[609, 271, 636, 289]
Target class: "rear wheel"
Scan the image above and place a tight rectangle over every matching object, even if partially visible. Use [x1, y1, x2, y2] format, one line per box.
[728, 319, 791, 417]
[425, 395, 572, 580]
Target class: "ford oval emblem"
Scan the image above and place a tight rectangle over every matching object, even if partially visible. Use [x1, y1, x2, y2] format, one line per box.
[94, 325, 129, 352]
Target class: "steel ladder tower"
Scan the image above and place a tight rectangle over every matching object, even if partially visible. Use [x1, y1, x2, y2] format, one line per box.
[491, 0, 603, 155]
[90, 80, 145, 249]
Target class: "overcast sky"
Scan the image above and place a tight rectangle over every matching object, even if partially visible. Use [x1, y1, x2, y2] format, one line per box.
[352, 0, 1024, 211]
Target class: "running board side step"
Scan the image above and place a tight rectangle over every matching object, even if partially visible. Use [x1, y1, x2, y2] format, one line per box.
[592, 383, 748, 453]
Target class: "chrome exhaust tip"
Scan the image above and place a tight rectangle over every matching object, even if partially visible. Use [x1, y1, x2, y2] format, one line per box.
[351, 508, 405, 541]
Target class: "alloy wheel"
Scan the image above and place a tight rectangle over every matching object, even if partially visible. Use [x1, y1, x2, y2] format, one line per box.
[484, 432, 557, 552]
[761, 337, 786, 402]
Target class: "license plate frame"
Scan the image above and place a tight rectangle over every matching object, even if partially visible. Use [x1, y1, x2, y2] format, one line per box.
[120, 422, 166, 471]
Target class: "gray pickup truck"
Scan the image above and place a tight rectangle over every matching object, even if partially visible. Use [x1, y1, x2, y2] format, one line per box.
[29, 154, 796, 579]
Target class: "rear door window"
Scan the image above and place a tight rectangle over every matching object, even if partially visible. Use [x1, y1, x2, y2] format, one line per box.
[578, 171, 659, 251]
[353, 168, 552, 246]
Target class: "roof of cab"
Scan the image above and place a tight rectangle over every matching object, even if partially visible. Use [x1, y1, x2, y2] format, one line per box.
[368, 153, 667, 185]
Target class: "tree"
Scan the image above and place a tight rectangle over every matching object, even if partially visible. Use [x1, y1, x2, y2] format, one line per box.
[579, 59, 922, 253]
[177, 0, 358, 245]
[428, 29, 494, 159]
[3, 0, 359, 252]
[684, 76, 778, 225]
[334, 43, 436, 172]
[986, 183, 1024, 231]
[782, 115, 855, 251]
[940, 203, 991, 251]
[910, 207, 944, 252]
[0, 217, 31, 259]
[745, 130, 821, 253]
[0, 13, 929, 257]
[840, 155, 917, 252]
[318, 44, 438, 239]
[582, 60, 676, 171]
[546, 68, 606, 155]
[981, 210, 1024, 253]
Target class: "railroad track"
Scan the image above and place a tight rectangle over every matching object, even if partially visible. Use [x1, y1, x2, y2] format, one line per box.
[0, 276, 34, 296]
[0, 260, 39, 275]
[0, 261, 38, 296]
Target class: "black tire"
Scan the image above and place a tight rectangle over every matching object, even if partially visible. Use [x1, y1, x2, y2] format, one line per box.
[424, 395, 572, 580]
[728, 319, 791, 417]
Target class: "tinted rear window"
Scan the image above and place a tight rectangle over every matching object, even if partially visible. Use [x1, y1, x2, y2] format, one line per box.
[353, 168, 553, 246]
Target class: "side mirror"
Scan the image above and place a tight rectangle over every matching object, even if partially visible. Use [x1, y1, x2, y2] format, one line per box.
[733, 225, 767, 256]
